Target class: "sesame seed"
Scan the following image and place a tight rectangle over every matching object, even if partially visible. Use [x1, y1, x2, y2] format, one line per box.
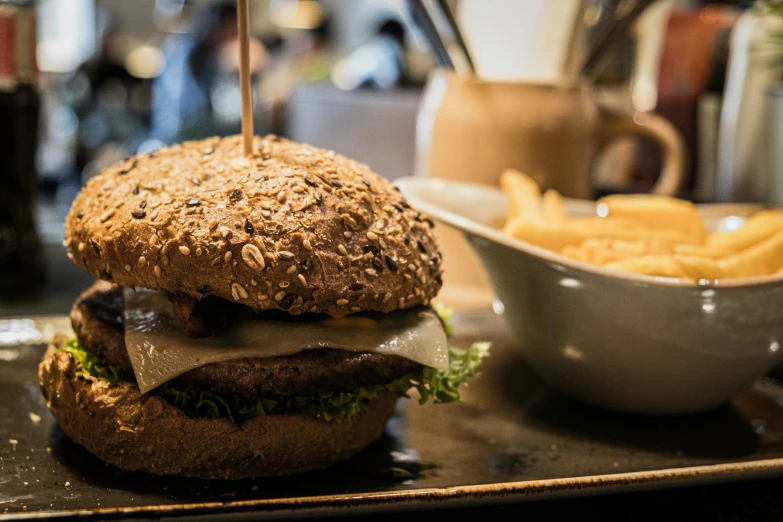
[292, 186, 305, 193]
[150, 211, 159, 219]
[232, 157, 250, 170]
[186, 198, 200, 207]
[149, 235, 158, 246]
[278, 251, 295, 260]
[286, 265, 297, 274]
[124, 264, 131, 271]
[99, 209, 115, 222]
[298, 274, 307, 286]
[404, 273, 412, 280]
[344, 231, 352, 239]
[195, 247, 203, 256]
[336, 299, 349, 306]
[408, 263, 416, 271]
[162, 255, 169, 266]
[219, 226, 231, 238]
[382, 292, 392, 303]
[399, 297, 405, 307]
[131, 209, 146, 220]
[365, 268, 377, 276]
[277, 190, 287, 203]
[366, 231, 378, 241]
[119, 159, 138, 175]
[191, 178, 201, 186]
[208, 219, 219, 231]
[304, 176, 317, 187]
[224, 251, 232, 263]
[77, 242, 85, 252]
[153, 265, 161, 277]
[302, 239, 313, 251]
[338, 245, 348, 256]
[258, 294, 268, 301]
[231, 282, 249, 300]
[179, 246, 191, 256]
[279, 281, 290, 288]
[138, 256, 146, 267]
[274, 291, 286, 302]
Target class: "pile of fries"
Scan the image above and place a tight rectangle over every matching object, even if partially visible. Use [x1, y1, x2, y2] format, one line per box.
[500, 169, 783, 281]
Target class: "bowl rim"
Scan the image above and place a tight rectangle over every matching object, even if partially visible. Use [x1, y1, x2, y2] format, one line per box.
[395, 177, 783, 290]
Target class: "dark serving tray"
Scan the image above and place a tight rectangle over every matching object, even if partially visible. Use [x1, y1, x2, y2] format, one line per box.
[3, 312, 783, 520]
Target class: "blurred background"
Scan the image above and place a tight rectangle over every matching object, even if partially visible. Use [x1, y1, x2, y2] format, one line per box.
[3, 0, 783, 313]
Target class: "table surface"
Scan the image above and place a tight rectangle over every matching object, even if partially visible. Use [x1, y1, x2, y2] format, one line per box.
[3, 243, 783, 522]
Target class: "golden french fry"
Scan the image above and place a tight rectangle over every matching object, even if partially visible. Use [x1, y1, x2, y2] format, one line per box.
[605, 256, 687, 279]
[598, 194, 706, 245]
[673, 255, 724, 280]
[541, 189, 567, 222]
[505, 218, 689, 253]
[500, 169, 541, 225]
[561, 245, 590, 263]
[706, 210, 783, 253]
[718, 230, 783, 278]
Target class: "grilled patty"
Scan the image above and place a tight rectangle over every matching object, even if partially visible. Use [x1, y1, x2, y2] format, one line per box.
[70, 282, 421, 399]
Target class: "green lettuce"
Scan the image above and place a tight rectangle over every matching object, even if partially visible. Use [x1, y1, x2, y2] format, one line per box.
[64, 337, 133, 384]
[61, 336, 489, 423]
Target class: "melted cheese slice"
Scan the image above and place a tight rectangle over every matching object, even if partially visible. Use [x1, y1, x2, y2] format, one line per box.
[123, 289, 449, 394]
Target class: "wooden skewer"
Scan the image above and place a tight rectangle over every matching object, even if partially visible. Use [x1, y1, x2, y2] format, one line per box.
[237, 0, 254, 156]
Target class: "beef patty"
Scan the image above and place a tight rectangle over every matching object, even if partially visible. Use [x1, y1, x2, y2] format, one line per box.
[70, 282, 421, 399]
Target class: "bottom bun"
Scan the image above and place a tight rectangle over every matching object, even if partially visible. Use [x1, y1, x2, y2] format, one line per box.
[39, 335, 397, 479]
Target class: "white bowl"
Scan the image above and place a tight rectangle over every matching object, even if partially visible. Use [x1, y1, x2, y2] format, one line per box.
[397, 177, 783, 415]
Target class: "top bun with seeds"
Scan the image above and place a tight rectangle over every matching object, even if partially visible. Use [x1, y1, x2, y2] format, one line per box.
[64, 135, 442, 317]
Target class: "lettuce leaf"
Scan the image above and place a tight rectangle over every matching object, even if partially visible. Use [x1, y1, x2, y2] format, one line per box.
[60, 336, 489, 423]
[64, 337, 133, 384]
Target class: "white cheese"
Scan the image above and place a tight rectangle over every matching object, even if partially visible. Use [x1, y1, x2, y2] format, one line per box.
[123, 289, 449, 393]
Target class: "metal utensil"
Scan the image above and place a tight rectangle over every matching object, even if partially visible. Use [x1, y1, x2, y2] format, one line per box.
[407, 0, 474, 76]
[407, 0, 454, 69]
[580, 0, 657, 78]
[435, 0, 476, 74]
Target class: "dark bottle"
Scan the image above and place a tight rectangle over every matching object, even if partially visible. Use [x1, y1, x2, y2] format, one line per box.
[0, 0, 44, 293]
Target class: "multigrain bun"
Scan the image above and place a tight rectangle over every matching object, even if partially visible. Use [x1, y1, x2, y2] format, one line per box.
[64, 135, 442, 317]
[39, 335, 397, 479]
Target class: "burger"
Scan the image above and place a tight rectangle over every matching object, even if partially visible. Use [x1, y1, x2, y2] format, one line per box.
[39, 135, 488, 479]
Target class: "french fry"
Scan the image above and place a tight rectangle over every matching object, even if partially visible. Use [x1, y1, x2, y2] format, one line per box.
[499, 168, 783, 281]
[597, 194, 706, 245]
[605, 256, 687, 279]
[673, 255, 724, 280]
[706, 210, 783, 253]
[505, 218, 690, 253]
[541, 189, 567, 222]
[500, 169, 541, 226]
[718, 230, 783, 278]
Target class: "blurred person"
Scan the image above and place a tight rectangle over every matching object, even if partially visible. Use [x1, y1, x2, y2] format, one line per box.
[331, 17, 409, 90]
[58, 17, 153, 197]
[150, 2, 268, 145]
